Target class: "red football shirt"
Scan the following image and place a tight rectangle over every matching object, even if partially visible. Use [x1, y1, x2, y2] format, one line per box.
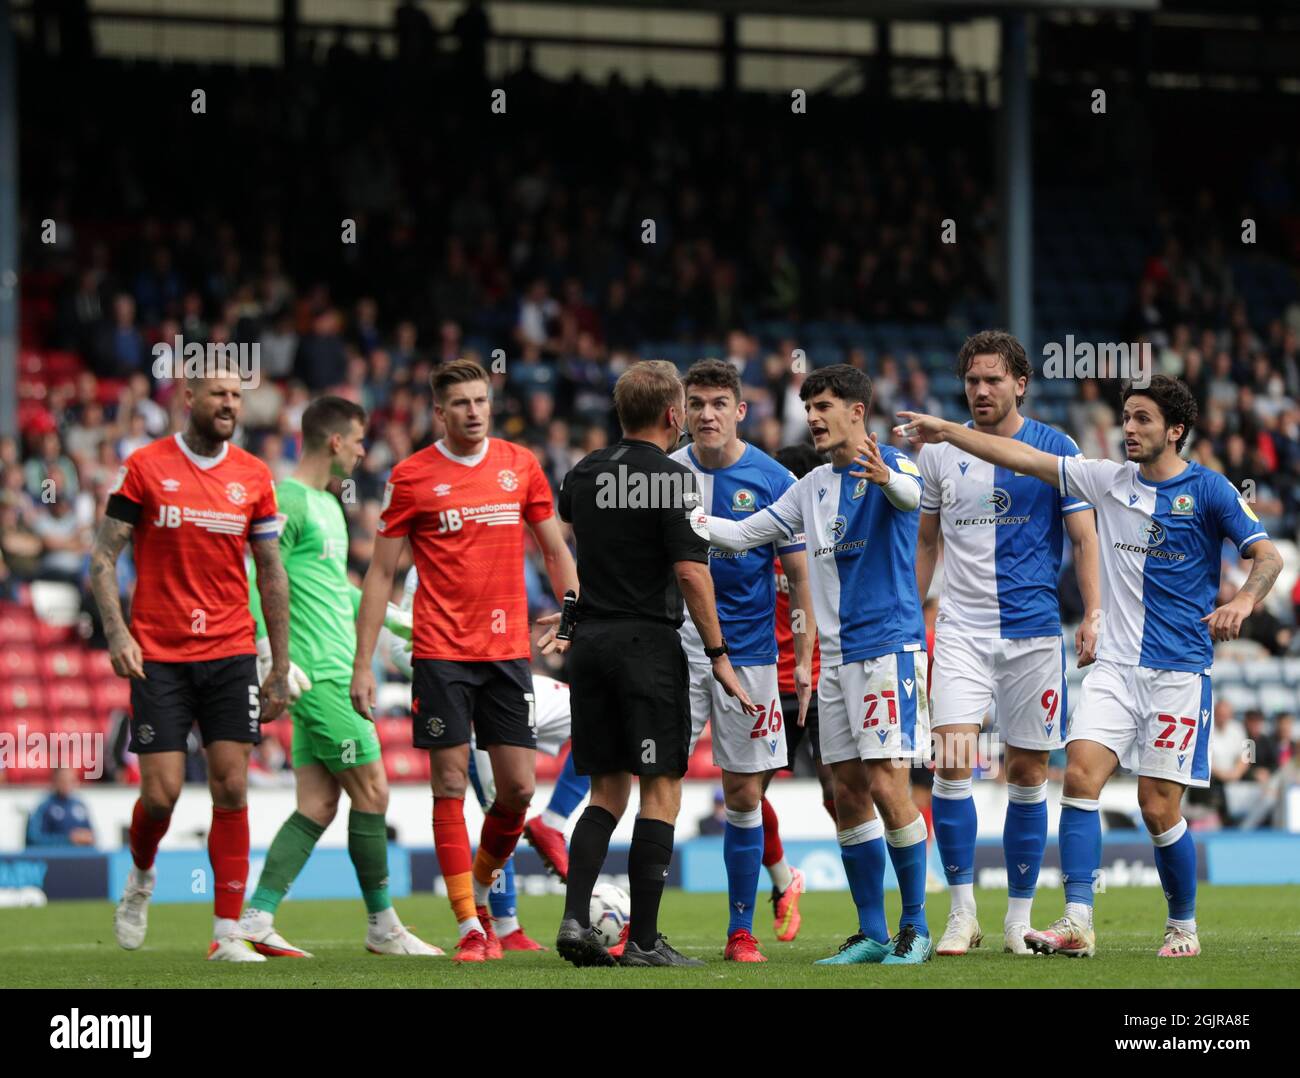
[378, 438, 555, 661]
[774, 555, 820, 696]
[111, 433, 279, 662]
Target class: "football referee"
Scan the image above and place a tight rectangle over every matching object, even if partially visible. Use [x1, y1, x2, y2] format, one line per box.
[555, 360, 756, 968]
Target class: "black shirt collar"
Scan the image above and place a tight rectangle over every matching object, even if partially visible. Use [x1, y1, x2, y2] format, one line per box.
[617, 437, 668, 455]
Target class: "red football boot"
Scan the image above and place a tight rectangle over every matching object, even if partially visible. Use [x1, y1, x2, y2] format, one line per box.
[724, 928, 767, 963]
[477, 907, 504, 960]
[499, 927, 548, 951]
[454, 929, 489, 963]
[606, 922, 630, 959]
[522, 816, 570, 881]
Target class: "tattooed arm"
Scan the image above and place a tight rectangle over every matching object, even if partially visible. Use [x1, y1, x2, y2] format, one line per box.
[1203, 539, 1283, 643]
[250, 535, 291, 721]
[89, 516, 146, 679]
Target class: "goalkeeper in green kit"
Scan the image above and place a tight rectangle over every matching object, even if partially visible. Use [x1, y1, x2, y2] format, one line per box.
[239, 396, 443, 957]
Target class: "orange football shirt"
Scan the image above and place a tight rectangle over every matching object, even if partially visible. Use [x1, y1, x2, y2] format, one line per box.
[378, 438, 555, 661]
[111, 433, 279, 662]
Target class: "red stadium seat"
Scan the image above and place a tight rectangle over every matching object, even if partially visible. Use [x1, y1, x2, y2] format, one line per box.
[48, 713, 99, 738]
[48, 681, 94, 712]
[34, 621, 77, 647]
[92, 678, 132, 714]
[85, 649, 116, 680]
[11, 766, 53, 785]
[384, 749, 430, 783]
[1, 680, 45, 711]
[375, 718, 408, 749]
[0, 644, 37, 681]
[41, 647, 86, 680]
[0, 605, 37, 645]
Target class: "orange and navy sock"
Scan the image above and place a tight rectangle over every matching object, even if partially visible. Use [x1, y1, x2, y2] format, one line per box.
[209, 805, 249, 930]
[129, 799, 171, 871]
[472, 803, 526, 906]
[433, 796, 479, 933]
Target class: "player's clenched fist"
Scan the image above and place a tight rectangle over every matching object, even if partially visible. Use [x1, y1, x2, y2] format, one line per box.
[260, 670, 290, 722]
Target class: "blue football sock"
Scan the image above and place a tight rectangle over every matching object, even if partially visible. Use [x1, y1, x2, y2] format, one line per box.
[546, 751, 590, 821]
[838, 819, 889, 943]
[488, 856, 517, 920]
[886, 816, 930, 937]
[723, 807, 764, 935]
[1059, 798, 1102, 908]
[932, 776, 977, 886]
[1004, 783, 1048, 899]
[1152, 819, 1197, 922]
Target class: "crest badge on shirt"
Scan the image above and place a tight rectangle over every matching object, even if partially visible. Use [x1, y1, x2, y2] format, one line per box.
[731, 488, 756, 512]
[498, 469, 518, 492]
[852, 479, 867, 499]
[225, 482, 246, 506]
[1171, 494, 1194, 516]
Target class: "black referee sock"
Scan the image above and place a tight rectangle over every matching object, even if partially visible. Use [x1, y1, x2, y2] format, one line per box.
[628, 817, 675, 951]
[563, 805, 618, 927]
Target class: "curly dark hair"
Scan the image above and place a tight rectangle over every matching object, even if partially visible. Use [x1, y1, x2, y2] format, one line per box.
[957, 329, 1031, 408]
[799, 364, 872, 410]
[683, 358, 742, 402]
[1122, 374, 1199, 453]
[775, 443, 824, 479]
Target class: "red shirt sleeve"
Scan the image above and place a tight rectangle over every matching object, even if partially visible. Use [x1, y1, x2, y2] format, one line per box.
[523, 454, 555, 524]
[114, 457, 148, 506]
[378, 465, 416, 537]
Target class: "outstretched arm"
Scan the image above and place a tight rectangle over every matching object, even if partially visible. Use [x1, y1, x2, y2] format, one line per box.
[896, 412, 1060, 486]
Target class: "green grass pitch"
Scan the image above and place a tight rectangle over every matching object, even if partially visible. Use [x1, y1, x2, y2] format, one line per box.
[2, 886, 1296, 988]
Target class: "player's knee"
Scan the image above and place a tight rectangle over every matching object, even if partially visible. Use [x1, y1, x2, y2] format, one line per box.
[209, 774, 247, 809]
[141, 788, 178, 817]
[494, 779, 534, 813]
[1063, 761, 1100, 799]
[300, 800, 337, 828]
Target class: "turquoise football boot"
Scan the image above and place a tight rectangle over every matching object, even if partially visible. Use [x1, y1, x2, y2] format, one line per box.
[881, 924, 935, 965]
[814, 932, 890, 965]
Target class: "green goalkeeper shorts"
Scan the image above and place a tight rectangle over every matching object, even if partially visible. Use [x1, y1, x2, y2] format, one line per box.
[290, 678, 382, 773]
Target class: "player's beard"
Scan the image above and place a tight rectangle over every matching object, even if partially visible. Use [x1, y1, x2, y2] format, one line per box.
[190, 407, 236, 451]
[970, 395, 1012, 429]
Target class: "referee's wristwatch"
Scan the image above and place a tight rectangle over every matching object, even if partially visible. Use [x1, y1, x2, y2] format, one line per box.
[704, 639, 729, 659]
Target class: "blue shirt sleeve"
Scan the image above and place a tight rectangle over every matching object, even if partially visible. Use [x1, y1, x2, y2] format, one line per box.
[1208, 472, 1269, 555]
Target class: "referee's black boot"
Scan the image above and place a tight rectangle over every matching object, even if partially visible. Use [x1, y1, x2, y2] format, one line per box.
[556, 918, 616, 967]
[617, 934, 704, 968]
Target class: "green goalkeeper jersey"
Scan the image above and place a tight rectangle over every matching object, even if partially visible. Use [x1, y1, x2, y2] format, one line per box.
[250, 477, 360, 683]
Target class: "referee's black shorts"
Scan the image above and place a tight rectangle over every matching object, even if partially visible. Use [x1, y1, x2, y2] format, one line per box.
[569, 618, 690, 778]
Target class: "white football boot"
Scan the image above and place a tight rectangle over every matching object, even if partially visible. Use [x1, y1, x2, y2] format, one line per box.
[936, 908, 983, 956]
[1003, 922, 1035, 955]
[366, 925, 445, 956]
[113, 866, 156, 951]
[207, 935, 268, 962]
[237, 909, 314, 958]
[1157, 925, 1200, 958]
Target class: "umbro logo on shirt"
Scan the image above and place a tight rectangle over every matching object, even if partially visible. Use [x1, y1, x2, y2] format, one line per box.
[433, 484, 451, 497]
[161, 478, 180, 492]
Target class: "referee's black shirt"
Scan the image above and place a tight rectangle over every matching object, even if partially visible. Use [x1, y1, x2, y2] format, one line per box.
[558, 438, 709, 627]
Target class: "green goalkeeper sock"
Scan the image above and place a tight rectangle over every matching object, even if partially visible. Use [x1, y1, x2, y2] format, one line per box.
[348, 808, 392, 915]
[249, 811, 325, 914]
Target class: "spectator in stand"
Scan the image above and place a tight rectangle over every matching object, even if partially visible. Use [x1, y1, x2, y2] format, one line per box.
[295, 308, 349, 390]
[1243, 710, 1278, 783]
[25, 769, 96, 848]
[92, 293, 147, 379]
[1207, 701, 1250, 825]
[28, 470, 92, 588]
[697, 789, 727, 837]
[1275, 714, 1296, 770]
[24, 429, 79, 502]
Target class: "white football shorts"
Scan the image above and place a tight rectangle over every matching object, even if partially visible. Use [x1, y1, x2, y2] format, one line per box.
[818, 649, 930, 765]
[687, 662, 786, 773]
